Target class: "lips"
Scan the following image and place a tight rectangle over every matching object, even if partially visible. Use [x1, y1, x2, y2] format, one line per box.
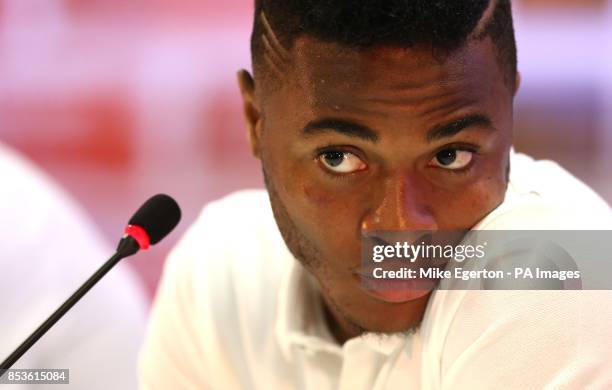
[352, 262, 440, 303]
[345, 230, 470, 303]
[354, 273, 436, 303]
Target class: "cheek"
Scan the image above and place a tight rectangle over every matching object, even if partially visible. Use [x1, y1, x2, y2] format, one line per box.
[266, 150, 352, 224]
[270, 147, 360, 227]
[303, 184, 334, 207]
[425, 157, 508, 228]
[435, 174, 506, 228]
[300, 183, 360, 238]
[284, 179, 365, 258]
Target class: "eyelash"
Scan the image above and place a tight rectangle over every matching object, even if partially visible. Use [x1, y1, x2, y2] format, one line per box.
[315, 144, 481, 180]
[314, 146, 366, 181]
[431, 144, 481, 176]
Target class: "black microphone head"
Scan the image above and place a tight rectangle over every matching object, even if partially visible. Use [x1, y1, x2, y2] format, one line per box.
[128, 194, 182, 245]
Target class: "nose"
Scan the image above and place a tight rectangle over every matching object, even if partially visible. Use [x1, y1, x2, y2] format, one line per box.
[361, 173, 438, 233]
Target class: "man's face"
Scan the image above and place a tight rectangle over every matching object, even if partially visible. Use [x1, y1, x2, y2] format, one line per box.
[239, 36, 515, 336]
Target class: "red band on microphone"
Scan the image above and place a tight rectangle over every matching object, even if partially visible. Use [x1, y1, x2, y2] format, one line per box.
[124, 224, 150, 250]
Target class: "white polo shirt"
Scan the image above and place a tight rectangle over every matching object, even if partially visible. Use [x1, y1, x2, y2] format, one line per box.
[139, 151, 612, 389]
[0, 143, 147, 390]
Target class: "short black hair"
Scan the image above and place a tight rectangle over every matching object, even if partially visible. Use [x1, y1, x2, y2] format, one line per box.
[250, 0, 517, 87]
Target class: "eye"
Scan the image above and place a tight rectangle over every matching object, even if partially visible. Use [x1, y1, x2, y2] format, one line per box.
[429, 149, 474, 170]
[318, 150, 367, 174]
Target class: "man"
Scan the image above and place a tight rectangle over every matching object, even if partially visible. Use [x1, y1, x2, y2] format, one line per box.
[0, 142, 148, 389]
[140, 1, 612, 389]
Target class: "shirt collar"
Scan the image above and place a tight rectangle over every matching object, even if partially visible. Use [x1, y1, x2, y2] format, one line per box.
[275, 257, 341, 359]
[275, 256, 408, 359]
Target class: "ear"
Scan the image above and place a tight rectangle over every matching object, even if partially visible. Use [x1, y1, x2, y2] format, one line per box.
[513, 71, 521, 97]
[237, 69, 263, 159]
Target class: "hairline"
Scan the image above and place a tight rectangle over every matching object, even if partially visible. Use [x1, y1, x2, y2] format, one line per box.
[250, 0, 516, 91]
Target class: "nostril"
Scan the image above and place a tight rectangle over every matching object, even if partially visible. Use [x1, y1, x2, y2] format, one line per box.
[362, 233, 392, 247]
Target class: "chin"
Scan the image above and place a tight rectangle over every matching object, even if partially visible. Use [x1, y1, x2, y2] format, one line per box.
[332, 282, 431, 335]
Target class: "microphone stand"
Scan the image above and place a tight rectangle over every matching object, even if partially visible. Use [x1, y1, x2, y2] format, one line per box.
[0, 237, 140, 374]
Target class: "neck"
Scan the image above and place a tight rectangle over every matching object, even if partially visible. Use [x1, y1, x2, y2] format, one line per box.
[320, 293, 363, 345]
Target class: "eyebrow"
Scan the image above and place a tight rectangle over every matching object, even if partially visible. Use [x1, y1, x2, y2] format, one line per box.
[302, 118, 379, 143]
[301, 114, 494, 144]
[426, 114, 494, 142]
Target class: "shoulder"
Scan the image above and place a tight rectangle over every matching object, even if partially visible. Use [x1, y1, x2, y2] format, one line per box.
[168, 189, 288, 275]
[431, 290, 612, 387]
[141, 189, 292, 387]
[419, 152, 612, 386]
[0, 143, 107, 245]
[0, 144, 146, 388]
[475, 151, 612, 230]
[165, 189, 290, 312]
[163, 188, 290, 303]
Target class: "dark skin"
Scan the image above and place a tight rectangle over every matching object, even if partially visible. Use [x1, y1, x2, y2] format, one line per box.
[237, 35, 519, 344]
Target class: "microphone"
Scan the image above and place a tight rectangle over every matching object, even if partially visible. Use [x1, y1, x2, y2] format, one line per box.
[0, 194, 181, 372]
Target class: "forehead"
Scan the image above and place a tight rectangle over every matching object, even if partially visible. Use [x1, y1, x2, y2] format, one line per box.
[265, 36, 508, 120]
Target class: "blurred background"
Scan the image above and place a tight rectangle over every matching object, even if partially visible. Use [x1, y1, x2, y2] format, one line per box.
[1, 0, 611, 300]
